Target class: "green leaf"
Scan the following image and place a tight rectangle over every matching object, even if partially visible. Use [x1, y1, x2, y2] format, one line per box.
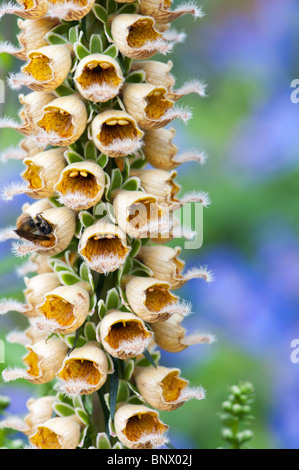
[50, 24, 70, 36]
[106, 288, 120, 310]
[122, 56, 132, 75]
[121, 176, 140, 191]
[107, 0, 117, 15]
[117, 2, 138, 15]
[96, 433, 111, 449]
[97, 299, 107, 319]
[104, 43, 118, 59]
[84, 140, 98, 161]
[110, 168, 123, 192]
[65, 150, 84, 164]
[130, 238, 141, 258]
[109, 361, 119, 420]
[53, 403, 75, 417]
[92, 4, 108, 23]
[54, 84, 74, 97]
[65, 334, 87, 350]
[131, 259, 153, 277]
[74, 42, 91, 60]
[46, 32, 69, 45]
[97, 153, 109, 168]
[80, 211, 95, 228]
[84, 322, 97, 341]
[69, 25, 79, 43]
[89, 34, 103, 54]
[117, 380, 130, 403]
[125, 70, 146, 84]
[59, 271, 82, 286]
[89, 292, 97, 311]
[123, 360, 135, 381]
[75, 407, 89, 426]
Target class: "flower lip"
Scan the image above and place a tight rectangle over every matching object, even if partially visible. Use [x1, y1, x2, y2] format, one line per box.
[55, 161, 105, 211]
[74, 54, 124, 103]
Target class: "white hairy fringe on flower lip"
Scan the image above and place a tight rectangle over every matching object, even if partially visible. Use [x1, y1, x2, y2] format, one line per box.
[162, 29, 187, 44]
[7, 72, 42, 90]
[85, 252, 126, 275]
[57, 378, 96, 398]
[171, 1, 204, 19]
[157, 299, 192, 318]
[0, 41, 21, 55]
[1, 181, 29, 201]
[0, 299, 27, 315]
[57, 191, 96, 212]
[46, 1, 87, 18]
[6, 330, 30, 345]
[115, 335, 152, 356]
[176, 190, 211, 208]
[25, 129, 62, 149]
[30, 316, 62, 334]
[11, 240, 38, 258]
[138, 431, 169, 448]
[134, 38, 175, 55]
[0, 416, 29, 433]
[183, 265, 214, 283]
[0, 226, 19, 241]
[0, 116, 23, 131]
[16, 260, 39, 277]
[172, 79, 208, 99]
[132, 215, 174, 239]
[104, 137, 144, 156]
[162, 105, 193, 124]
[2, 367, 32, 382]
[1, 146, 26, 162]
[174, 149, 208, 165]
[76, 82, 120, 103]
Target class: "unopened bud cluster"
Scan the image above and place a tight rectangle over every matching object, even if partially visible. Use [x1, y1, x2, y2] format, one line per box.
[0, 0, 213, 449]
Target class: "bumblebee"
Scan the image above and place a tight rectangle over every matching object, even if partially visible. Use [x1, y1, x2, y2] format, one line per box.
[14, 212, 54, 243]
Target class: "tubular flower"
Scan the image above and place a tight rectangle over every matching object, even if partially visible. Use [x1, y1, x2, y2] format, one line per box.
[143, 127, 207, 170]
[91, 110, 144, 158]
[0, 18, 59, 60]
[9, 45, 72, 92]
[111, 14, 173, 60]
[99, 310, 153, 359]
[0, 0, 49, 20]
[79, 219, 131, 274]
[137, 245, 214, 289]
[34, 284, 91, 334]
[112, 189, 169, 238]
[0, 396, 56, 437]
[2, 336, 68, 385]
[34, 95, 88, 147]
[56, 342, 108, 396]
[0, 0, 213, 451]
[134, 366, 206, 411]
[55, 161, 105, 210]
[114, 404, 169, 449]
[74, 54, 124, 103]
[29, 415, 82, 449]
[122, 83, 192, 129]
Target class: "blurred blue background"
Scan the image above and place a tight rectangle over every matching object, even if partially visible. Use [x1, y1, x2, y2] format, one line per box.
[0, 0, 299, 449]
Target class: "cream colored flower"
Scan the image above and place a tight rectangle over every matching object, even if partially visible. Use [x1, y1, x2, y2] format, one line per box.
[56, 341, 108, 396]
[8, 148, 67, 200]
[29, 415, 82, 449]
[6, 325, 48, 346]
[131, 59, 207, 101]
[151, 313, 215, 352]
[0, 272, 60, 318]
[34, 95, 88, 147]
[55, 161, 105, 211]
[99, 310, 152, 359]
[134, 366, 205, 411]
[114, 403, 169, 449]
[137, 245, 213, 289]
[124, 275, 192, 323]
[111, 14, 172, 60]
[46, 0, 96, 21]
[112, 189, 168, 238]
[78, 220, 130, 274]
[0, 0, 48, 20]
[0, 18, 59, 60]
[138, 0, 203, 23]
[122, 83, 191, 129]
[91, 110, 144, 158]
[34, 284, 90, 334]
[2, 336, 68, 384]
[74, 54, 124, 103]
[14, 205, 77, 257]
[130, 169, 180, 206]
[9, 45, 72, 92]
[0, 396, 56, 437]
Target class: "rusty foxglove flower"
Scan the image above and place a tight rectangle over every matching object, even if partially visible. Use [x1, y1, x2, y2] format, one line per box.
[29, 415, 82, 449]
[91, 109, 144, 158]
[74, 54, 124, 103]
